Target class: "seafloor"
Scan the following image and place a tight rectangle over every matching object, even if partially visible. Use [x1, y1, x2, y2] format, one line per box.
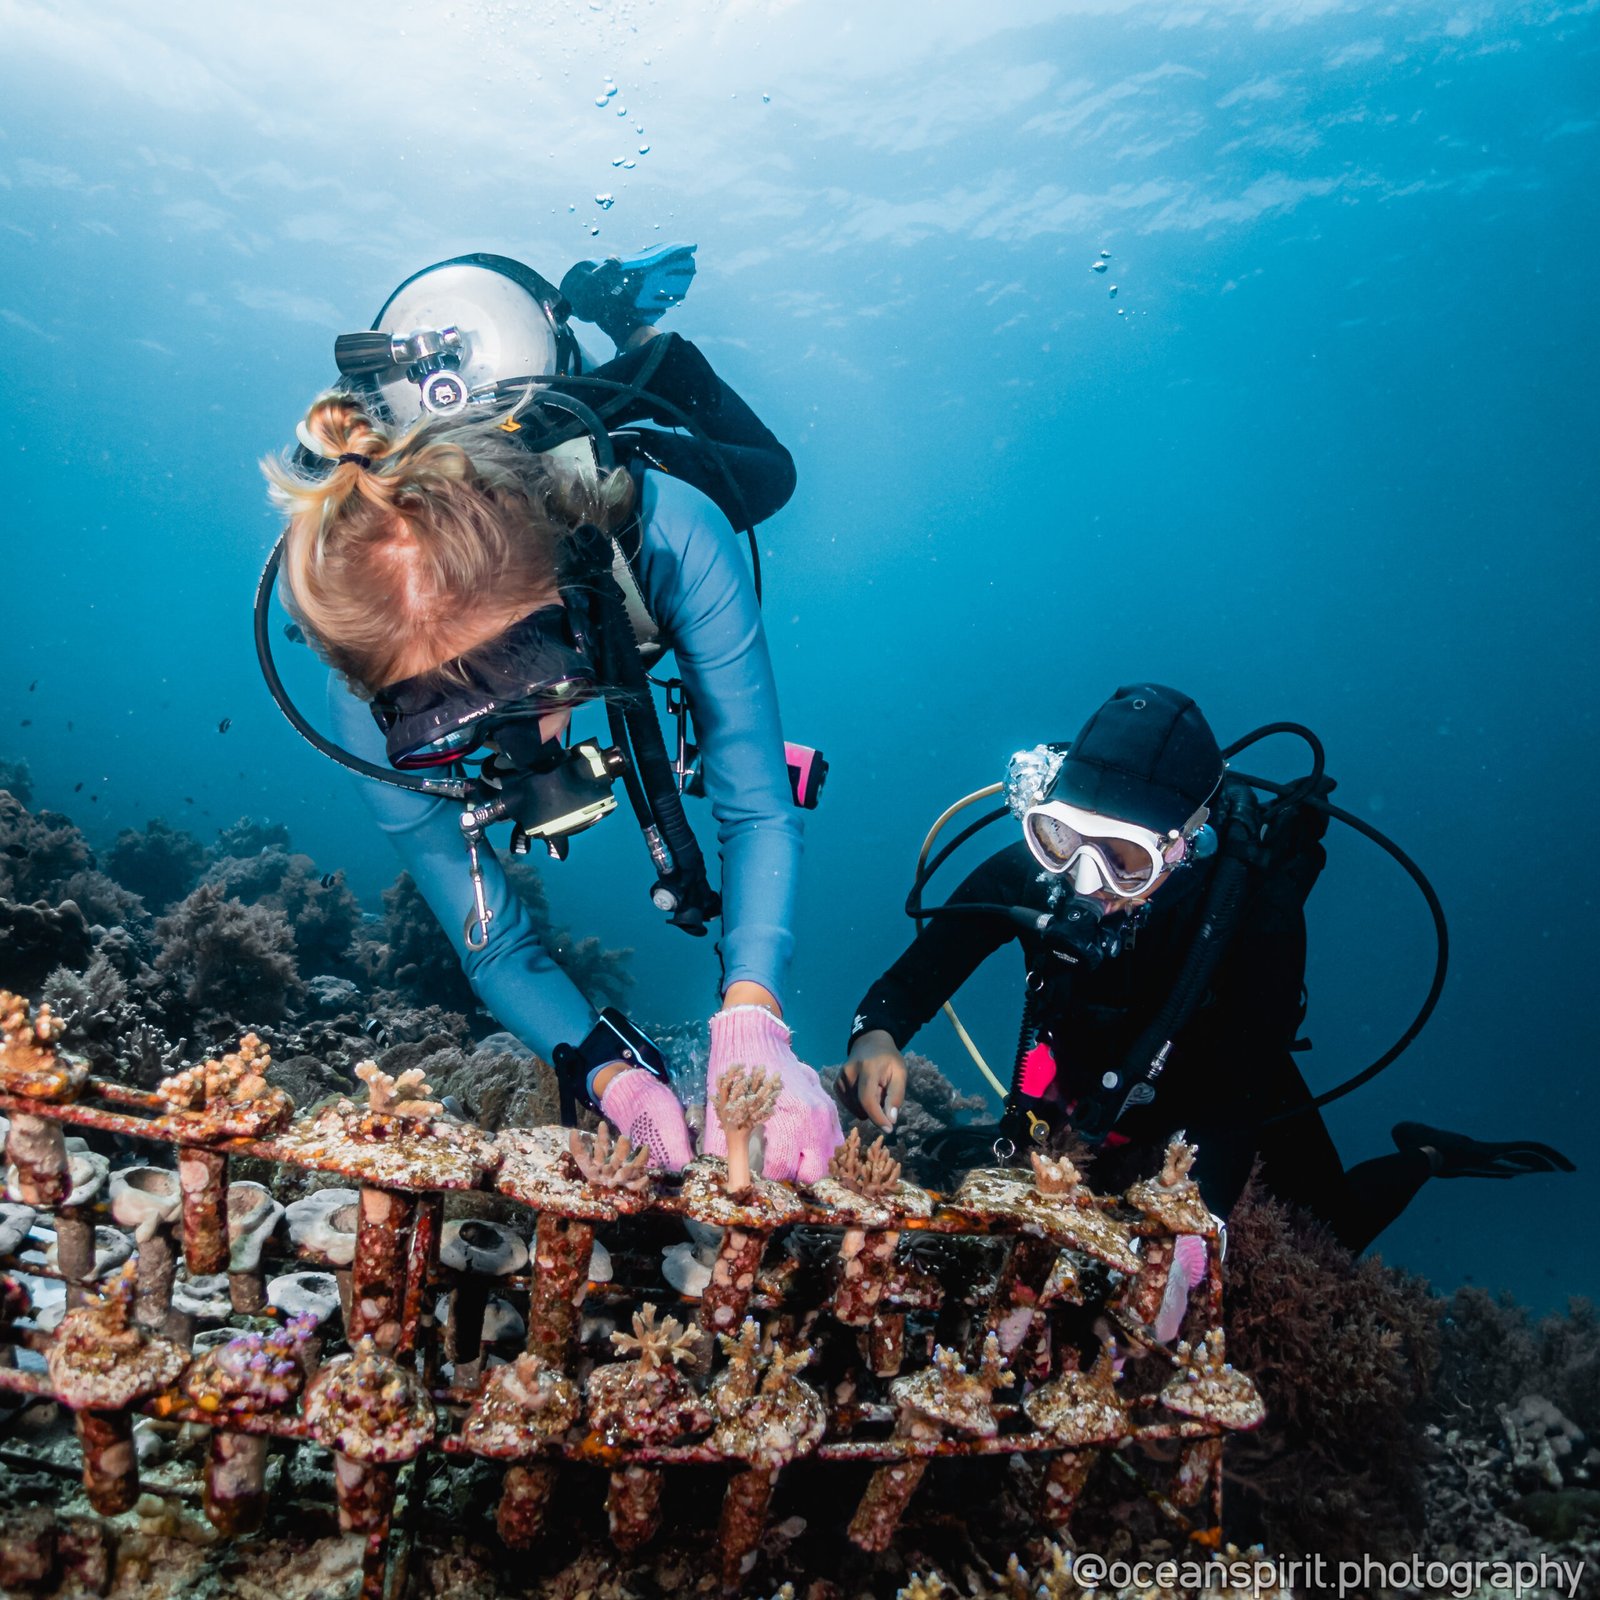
[1, 770, 1597, 1598]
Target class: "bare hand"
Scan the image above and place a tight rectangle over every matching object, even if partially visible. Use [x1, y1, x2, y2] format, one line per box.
[838, 1030, 907, 1133]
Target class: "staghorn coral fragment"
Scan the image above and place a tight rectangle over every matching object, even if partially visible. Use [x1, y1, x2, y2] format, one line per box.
[848, 1334, 1014, 1553]
[45, 1266, 189, 1515]
[567, 1120, 651, 1193]
[830, 1126, 902, 1199]
[712, 1063, 782, 1197]
[709, 1319, 825, 1469]
[495, 1123, 649, 1219]
[154, 1034, 292, 1140]
[588, 1304, 712, 1552]
[1124, 1133, 1218, 1237]
[709, 1319, 825, 1588]
[949, 1163, 1141, 1274]
[353, 1058, 442, 1121]
[0, 992, 88, 1100]
[1023, 1342, 1131, 1448]
[1159, 1328, 1266, 1431]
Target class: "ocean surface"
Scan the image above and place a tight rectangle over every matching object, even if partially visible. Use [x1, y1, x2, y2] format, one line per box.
[0, 0, 1594, 1312]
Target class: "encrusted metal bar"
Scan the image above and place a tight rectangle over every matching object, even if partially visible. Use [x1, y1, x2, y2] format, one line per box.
[178, 1146, 229, 1277]
[350, 1188, 415, 1354]
[526, 1212, 592, 1365]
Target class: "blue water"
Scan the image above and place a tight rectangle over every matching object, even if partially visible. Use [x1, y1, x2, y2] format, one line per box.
[1, 2, 1595, 1310]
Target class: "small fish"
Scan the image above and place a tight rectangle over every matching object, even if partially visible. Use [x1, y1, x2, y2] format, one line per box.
[184, 796, 195, 805]
[218, 717, 232, 734]
[73, 782, 83, 792]
[66, 721, 73, 733]
[320, 872, 338, 889]
[89, 795, 98, 803]
[27, 679, 37, 692]
[20, 719, 31, 728]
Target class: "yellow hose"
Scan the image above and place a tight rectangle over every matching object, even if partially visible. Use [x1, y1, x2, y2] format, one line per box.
[914, 783, 1009, 1104]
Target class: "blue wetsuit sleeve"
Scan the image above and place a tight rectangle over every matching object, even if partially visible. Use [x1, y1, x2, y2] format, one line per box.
[325, 681, 598, 1060]
[635, 473, 803, 1005]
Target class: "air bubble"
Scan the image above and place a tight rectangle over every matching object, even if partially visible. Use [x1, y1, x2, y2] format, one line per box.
[762, 93, 771, 103]
[637, 143, 650, 154]
[1090, 260, 1108, 274]
[612, 157, 626, 167]
[594, 95, 609, 107]
[1108, 285, 1118, 299]
[1100, 249, 1111, 259]
[590, 225, 601, 236]
[623, 160, 637, 169]
[595, 193, 615, 209]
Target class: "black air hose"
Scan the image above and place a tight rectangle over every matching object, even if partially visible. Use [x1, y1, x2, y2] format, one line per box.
[1115, 784, 1262, 1090]
[586, 547, 720, 930]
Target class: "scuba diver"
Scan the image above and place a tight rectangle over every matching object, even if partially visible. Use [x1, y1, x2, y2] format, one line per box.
[257, 244, 844, 1178]
[838, 683, 1573, 1250]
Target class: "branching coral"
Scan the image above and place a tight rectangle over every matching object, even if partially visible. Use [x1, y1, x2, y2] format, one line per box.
[713, 1064, 783, 1197]
[829, 1127, 903, 1200]
[353, 1058, 442, 1120]
[568, 1121, 651, 1192]
[156, 1034, 292, 1137]
[610, 1303, 702, 1373]
[154, 883, 303, 1029]
[0, 990, 87, 1099]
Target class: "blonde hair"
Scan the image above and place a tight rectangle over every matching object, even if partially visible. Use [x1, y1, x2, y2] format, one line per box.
[261, 392, 634, 691]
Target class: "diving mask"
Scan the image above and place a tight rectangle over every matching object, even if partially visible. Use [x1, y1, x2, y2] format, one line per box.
[371, 605, 597, 770]
[1022, 799, 1198, 899]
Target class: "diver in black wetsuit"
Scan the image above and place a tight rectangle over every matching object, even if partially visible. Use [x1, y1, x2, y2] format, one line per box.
[837, 684, 1573, 1251]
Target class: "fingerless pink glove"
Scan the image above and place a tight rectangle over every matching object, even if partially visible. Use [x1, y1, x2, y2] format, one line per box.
[597, 1068, 695, 1173]
[701, 1005, 844, 1184]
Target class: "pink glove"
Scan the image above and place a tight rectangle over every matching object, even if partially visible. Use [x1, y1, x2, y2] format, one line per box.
[701, 1006, 844, 1184]
[597, 1068, 695, 1173]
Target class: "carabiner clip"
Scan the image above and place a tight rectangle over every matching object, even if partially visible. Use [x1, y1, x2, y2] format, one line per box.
[462, 833, 493, 952]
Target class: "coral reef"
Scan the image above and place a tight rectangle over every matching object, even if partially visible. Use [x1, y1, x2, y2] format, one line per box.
[154, 883, 304, 1029]
[0, 790, 92, 905]
[202, 847, 363, 976]
[104, 818, 211, 912]
[1220, 1179, 1440, 1561]
[0, 897, 93, 996]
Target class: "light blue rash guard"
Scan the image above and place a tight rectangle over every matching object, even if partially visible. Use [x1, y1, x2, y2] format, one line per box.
[327, 471, 803, 1060]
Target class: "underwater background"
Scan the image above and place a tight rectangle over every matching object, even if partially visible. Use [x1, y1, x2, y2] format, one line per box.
[0, 0, 1594, 1314]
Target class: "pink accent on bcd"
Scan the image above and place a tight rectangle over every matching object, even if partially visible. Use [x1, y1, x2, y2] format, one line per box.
[1018, 1042, 1057, 1099]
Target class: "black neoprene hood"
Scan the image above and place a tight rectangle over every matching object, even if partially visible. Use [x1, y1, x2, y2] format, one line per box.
[1050, 684, 1224, 833]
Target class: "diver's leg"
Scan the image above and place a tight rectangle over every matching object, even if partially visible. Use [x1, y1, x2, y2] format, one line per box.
[1248, 1056, 1427, 1251]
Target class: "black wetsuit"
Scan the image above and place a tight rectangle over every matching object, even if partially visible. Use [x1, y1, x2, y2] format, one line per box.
[849, 836, 1431, 1251]
[555, 332, 797, 528]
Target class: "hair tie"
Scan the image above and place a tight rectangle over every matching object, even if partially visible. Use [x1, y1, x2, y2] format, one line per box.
[337, 452, 373, 469]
